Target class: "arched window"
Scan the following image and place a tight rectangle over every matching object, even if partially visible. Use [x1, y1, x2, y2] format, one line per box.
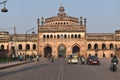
[57, 35, 60, 38]
[111, 54, 113, 57]
[78, 34, 81, 38]
[71, 34, 73, 38]
[88, 44, 91, 49]
[110, 43, 113, 49]
[54, 35, 56, 38]
[26, 44, 30, 50]
[60, 34, 63, 38]
[103, 53, 106, 57]
[43, 35, 46, 38]
[18, 44, 22, 50]
[102, 43, 106, 50]
[95, 53, 98, 57]
[50, 35, 53, 38]
[33, 44, 36, 50]
[75, 34, 77, 38]
[1, 45, 4, 50]
[94, 43, 98, 49]
[68, 35, 70, 38]
[64, 34, 67, 38]
[47, 35, 49, 38]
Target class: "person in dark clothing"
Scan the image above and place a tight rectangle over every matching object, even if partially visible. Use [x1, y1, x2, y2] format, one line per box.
[19, 53, 23, 61]
[47, 53, 50, 60]
[111, 55, 118, 64]
[51, 55, 54, 62]
[110, 55, 119, 70]
[81, 55, 85, 64]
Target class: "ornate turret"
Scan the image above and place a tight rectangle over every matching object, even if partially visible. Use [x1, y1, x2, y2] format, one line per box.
[57, 6, 66, 17]
[84, 17, 86, 26]
[41, 16, 44, 25]
[37, 18, 40, 26]
[80, 16, 83, 26]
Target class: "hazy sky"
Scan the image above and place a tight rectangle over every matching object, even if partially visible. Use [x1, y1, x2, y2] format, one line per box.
[0, 0, 120, 34]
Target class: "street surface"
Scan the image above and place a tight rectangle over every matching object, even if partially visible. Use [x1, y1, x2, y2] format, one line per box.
[0, 58, 120, 80]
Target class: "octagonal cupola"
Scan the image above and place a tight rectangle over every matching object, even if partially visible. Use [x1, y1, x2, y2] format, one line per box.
[57, 5, 66, 17]
[59, 6, 65, 12]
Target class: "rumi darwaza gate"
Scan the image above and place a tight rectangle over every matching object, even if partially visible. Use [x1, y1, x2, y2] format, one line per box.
[0, 6, 120, 58]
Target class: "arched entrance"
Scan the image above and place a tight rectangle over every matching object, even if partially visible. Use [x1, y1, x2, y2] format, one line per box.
[44, 46, 52, 58]
[72, 46, 80, 54]
[58, 45, 66, 57]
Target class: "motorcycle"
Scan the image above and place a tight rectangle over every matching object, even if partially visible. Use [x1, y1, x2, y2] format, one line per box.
[111, 62, 117, 72]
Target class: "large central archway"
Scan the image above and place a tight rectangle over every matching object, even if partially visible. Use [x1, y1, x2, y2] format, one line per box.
[58, 45, 66, 57]
[44, 46, 52, 58]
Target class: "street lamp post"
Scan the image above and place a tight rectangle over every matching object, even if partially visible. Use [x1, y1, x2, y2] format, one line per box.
[32, 31, 35, 56]
[25, 28, 35, 60]
[0, 0, 8, 12]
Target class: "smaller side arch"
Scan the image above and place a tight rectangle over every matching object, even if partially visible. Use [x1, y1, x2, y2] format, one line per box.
[43, 44, 52, 58]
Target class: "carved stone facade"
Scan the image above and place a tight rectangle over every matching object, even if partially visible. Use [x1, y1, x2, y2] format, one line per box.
[38, 6, 87, 58]
[0, 6, 120, 58]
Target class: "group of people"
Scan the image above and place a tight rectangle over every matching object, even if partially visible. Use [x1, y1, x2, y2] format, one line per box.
[18, 53, 41, 62]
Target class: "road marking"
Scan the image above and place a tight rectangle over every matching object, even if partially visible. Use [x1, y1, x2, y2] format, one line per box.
[57, 59, 64, 80]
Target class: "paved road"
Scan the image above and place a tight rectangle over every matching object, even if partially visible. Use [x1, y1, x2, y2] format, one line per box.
[0, 58, 120, 80]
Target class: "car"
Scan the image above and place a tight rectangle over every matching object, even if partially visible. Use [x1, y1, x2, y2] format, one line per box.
[86, 56, 100, 65]
[67, 54, 78, 64]
[71, 55, 78, 64]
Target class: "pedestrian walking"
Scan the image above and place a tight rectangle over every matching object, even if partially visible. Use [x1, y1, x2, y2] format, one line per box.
[51, 55, 54, 62]
[36, 55, 40, 61]
[19, 53, 23, 61]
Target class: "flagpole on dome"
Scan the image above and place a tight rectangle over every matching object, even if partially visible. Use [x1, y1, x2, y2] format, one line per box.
[59, 0, 63, 7]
